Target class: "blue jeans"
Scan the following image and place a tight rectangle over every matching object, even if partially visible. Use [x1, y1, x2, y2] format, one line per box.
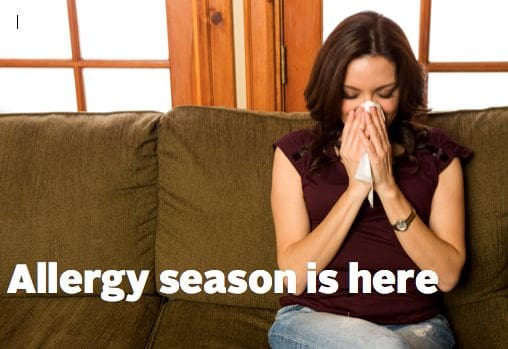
[268, 304, 455, 349]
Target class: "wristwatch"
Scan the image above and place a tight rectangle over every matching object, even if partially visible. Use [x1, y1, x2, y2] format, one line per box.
[392, 208, 416, 232]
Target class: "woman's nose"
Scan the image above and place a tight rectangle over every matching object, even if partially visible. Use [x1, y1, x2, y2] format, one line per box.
[361, 95, 375, 104]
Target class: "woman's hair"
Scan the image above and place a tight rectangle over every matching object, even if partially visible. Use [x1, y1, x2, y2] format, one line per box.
[304, 11, 427, 173]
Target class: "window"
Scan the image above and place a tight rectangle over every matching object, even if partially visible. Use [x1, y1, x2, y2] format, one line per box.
[426, 0, 508, 110]
[0, 0, 171, 112]
[3, 1, 506, 113]
[321, 0, 508, 111]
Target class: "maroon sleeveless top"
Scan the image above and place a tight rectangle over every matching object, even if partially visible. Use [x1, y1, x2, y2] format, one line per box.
[273, 127, 472, 324]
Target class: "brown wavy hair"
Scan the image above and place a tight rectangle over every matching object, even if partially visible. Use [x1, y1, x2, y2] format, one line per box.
[304, 11, 428, 174]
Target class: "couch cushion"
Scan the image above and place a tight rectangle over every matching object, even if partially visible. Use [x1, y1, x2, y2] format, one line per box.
[150, 299, 275, 348]
[0, 295, 162, 348]
[156, 106, 313, 309]
[425, 106, 508, 348]
[0, 112, 161, 295]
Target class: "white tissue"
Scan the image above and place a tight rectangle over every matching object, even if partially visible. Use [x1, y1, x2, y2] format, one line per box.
[354, 101, 385, 207]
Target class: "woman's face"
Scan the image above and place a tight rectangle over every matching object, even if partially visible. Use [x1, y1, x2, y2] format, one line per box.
[341, 55, 400, 125]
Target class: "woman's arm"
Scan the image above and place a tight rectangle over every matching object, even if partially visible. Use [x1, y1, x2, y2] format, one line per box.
[360, 107, 466, 292]
[376, 158, 466, 292]
[271, 148, 368, 295]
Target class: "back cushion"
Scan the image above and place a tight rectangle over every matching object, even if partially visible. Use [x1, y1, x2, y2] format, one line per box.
[425, 107, 508, 348]
[0, 112, 161, 296]
[156, 106, 313, 309]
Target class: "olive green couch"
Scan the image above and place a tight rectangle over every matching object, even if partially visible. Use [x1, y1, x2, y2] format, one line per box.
[0, 106, 506, 348]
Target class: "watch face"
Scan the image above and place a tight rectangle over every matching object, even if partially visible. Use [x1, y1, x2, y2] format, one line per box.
[396, 221, 408, 231]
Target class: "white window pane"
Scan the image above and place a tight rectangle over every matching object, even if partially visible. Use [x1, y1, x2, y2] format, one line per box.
[83, 68, 171, 112]
[0, 69, 76, 112]
[323, 0, 420, 58]
[76, 0, 169, 59]
[0, 0, 71, 59]
[428, 73, 508, 111]
[430, 1, 508, 61]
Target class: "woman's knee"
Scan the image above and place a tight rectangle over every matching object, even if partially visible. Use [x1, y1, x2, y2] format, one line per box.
[268, 305, 317, 348]
[392, 314, 455, 349]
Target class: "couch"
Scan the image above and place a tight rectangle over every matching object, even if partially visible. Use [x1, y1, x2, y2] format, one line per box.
[0, 106, 506, 348]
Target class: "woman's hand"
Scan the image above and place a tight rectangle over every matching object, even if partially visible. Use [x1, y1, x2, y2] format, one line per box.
[358, 106, 397, 195]
[339, 109, 371, 197]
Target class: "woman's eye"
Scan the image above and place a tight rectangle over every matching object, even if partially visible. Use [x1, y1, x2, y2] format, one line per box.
[378, 88, 397, 99]
[342, 93, 357, 99]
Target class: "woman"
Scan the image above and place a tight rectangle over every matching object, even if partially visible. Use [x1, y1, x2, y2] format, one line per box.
[268, 11, 471, 349]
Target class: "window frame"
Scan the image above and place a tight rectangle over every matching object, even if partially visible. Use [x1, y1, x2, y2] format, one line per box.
[419, 0, 508, 72]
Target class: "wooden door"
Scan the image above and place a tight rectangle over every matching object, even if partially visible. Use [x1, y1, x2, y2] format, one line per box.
[280, 0, 322, 112]
[243, 0, 321, 112]
[167, 0, 236, 107]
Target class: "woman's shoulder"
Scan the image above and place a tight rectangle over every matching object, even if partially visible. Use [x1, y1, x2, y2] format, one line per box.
[273, 128, 313, 156]
[273, 128, 314, 175]
[419, 126, 454, 144]
[274, 128, 313, 146]
[415, 126, 473, 174]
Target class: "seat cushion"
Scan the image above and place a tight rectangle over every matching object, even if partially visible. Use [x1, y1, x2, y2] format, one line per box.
[0, 295, 163, 348]
[150, 299, 275, 348]
[0, 112, 161, 295]
[445, 295, 506, 349]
